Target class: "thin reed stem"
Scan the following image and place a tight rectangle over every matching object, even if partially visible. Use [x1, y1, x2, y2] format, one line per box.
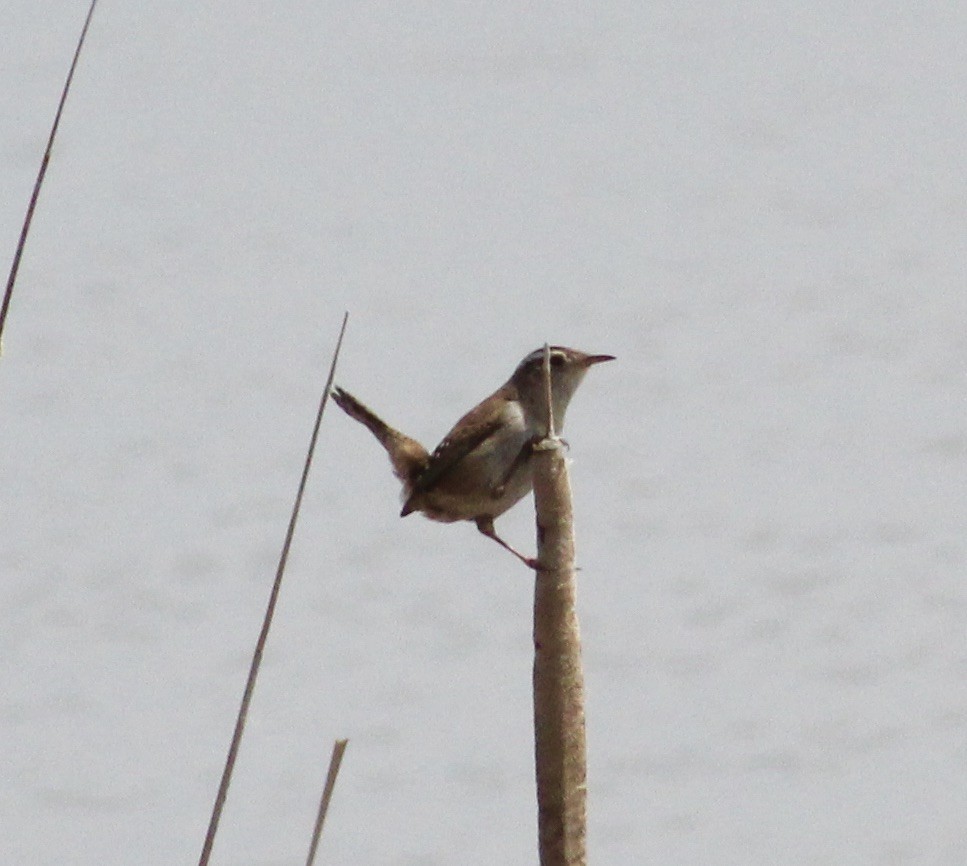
[197, 312, 349, 866]
[1, 0, 99, 350]
[305, 738, 350, 866]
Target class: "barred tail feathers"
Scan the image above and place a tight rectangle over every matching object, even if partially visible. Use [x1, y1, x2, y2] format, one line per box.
[332, 387, 429, 487]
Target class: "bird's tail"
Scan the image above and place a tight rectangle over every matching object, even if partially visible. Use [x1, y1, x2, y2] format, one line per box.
[331, 386, 429, 486]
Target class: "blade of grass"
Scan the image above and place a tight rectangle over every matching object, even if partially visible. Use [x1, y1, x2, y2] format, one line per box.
[198, 311, 350, 866]
[1, 0, 100, 352]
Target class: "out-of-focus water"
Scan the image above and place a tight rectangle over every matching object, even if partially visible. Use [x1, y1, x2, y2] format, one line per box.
[3, 3, 967, 863]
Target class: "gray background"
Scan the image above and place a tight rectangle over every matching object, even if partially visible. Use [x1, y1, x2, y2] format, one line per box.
[4, 2, 967, 863]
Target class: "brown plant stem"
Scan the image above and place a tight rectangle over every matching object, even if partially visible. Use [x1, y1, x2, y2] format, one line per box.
[1, 0, 99, 352]
[531, 345, 587, 866]
[305, 738, 350, 866]
[197, 312, 349, 866]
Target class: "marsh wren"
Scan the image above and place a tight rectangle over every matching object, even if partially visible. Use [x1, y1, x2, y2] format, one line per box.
[332, 346, 614, 567]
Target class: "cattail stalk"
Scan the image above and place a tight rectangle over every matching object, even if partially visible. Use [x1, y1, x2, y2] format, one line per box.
[531, 345, 587, 866]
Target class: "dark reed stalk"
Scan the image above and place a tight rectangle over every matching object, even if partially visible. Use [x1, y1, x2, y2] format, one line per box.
[197, 311, 349, 866]
[1, 0, 99, 351]
[531, 343, 588, 866]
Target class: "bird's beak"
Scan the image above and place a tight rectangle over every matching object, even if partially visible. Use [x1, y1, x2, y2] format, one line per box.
[584, 353, 616, 367]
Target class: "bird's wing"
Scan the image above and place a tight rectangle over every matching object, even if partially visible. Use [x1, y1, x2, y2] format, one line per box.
[400, 401, 505, 514]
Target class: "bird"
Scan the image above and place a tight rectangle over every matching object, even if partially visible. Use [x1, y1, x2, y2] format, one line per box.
[331, 346, 614, 567]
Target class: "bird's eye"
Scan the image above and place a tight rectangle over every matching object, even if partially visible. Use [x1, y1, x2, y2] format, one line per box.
[550, 353, 565, 368]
